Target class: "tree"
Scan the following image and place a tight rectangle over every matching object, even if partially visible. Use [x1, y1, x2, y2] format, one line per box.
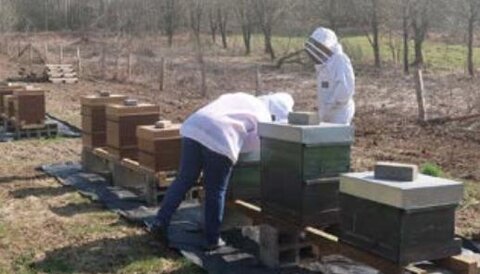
[352, 0, 383, 68]
[459, 0, 480, 76]
[234, 0, 254, 55]
[402, 0, 411, 74]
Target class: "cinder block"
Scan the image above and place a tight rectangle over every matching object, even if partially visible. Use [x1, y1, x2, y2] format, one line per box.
[340, 172, 464, 209]
[374, 162, 418, 182]
[288, 112, 319, 125]
[259, 225, 314, 268]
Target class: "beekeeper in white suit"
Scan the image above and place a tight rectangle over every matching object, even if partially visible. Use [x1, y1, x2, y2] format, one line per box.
[305, 27, 355, 125]
[148, 92, 294, 250]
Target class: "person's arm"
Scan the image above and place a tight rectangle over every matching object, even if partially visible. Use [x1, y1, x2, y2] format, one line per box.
[332, 59, 355, 105]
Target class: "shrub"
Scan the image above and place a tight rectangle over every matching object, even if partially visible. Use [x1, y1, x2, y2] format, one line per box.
[421, 163, 444, 177]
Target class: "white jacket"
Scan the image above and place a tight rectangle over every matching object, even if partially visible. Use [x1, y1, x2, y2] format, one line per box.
[315, 52, 355, 125]
[307, 27, 355, 125]
[180, 92, 293, 163]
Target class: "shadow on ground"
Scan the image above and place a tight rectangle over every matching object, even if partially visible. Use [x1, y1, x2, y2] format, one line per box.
[0, 174, 51, 184]
[49, 202, 105, 217]
[10, 185, 74, 199]
[32, 234, 205, 273]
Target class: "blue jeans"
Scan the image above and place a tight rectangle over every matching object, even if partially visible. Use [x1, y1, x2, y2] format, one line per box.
[155, 137, 233, 245]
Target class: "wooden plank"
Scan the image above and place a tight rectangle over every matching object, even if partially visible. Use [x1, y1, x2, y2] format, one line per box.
[49, 78, 78, 84]
[435, 255, 478, 274]
[404, 265, 428, 274]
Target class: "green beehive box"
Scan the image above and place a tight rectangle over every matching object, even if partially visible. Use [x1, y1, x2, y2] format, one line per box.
[259, 122, 354, 227]
[228, 152, 261, 202]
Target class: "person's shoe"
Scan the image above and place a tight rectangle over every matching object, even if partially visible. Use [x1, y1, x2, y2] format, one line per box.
[204, 238, 226, 252]
[144, 221, 169, 246]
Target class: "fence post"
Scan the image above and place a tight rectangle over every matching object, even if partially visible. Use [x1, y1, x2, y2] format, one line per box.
[255, 64, 262, 96]
[44, 43, 48, 63]
[60, 45, 64, 64]
[76, 47, 82, 78]
[127, 53, 132, 82]
[159, 57, 165, 92]
[414, 67, 427, 123]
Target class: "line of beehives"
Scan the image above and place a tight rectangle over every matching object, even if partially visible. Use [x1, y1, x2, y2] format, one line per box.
[0, 82, 58, 138]
[79, 92, 477, 273]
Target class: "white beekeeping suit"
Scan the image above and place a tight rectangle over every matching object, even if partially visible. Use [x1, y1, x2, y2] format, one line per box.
[305, 27, 355, 125]
[180, 92, 294, 163]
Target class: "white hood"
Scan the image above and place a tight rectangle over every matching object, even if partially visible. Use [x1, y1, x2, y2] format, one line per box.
[258, 92, 294, 123]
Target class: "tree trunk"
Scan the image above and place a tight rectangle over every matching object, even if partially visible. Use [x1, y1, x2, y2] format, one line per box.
[242, 26, 251, 55]
[218, 8, 228, 49]
[414, 38, 424, 67]
[403, 1, 410, 74]
[371, 0, 381, 68]
[467, 15, 475, 77]
[328, 0, 337, 32]
[263, 27, 275, 60]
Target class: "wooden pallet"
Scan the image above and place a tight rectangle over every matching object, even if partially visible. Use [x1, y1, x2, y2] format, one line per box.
[1, 118, 58, 139]
[45, 64, 78, 84]
[232, 200, 480, 274]
[82, 147, 200, 205]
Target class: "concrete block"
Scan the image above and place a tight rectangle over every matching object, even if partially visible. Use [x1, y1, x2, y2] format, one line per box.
[340, 172, 464, 210]
[155, 120, 172, 129]
[258, 122, 354, 145]
[288, 112, 319, 125]
[374, 162, 418, 182]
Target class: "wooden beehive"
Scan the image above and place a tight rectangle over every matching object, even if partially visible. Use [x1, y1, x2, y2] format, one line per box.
[136, 122, 181, 172]
[11, 87, 46, 129]
[0, 85, 25, 116]
[106, 101, 159, 160]
[340, 168, 464, 264]
[81, 93, 127, 148]
[259, 122, 354, 227]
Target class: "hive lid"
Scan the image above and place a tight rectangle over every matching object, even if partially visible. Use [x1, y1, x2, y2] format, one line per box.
[81, 94, 127, 106]
[340, 172, 464, 210]
[258, 122, 354, 145]
[14, 86, 46, 96]
[136, 124, 181, 139]
[106, 103, 159, 116]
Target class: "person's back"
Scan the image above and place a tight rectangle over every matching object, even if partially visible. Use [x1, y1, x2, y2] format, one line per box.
[181, 92, 272, 163]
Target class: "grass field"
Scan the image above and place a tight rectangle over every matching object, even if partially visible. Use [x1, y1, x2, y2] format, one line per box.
[227, 33, 480, 71]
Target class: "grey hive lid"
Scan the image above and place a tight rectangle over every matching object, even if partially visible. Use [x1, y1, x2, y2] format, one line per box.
[258, 122, 354, 145]
[340, 172, 464, 210]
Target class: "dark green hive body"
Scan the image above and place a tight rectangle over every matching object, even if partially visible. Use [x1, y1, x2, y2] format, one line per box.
[340, 193, 461, 265]
[261, 138, 351, 227]
[228, 161, 261, 202]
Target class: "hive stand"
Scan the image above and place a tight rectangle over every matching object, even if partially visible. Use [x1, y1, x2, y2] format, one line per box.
[82, 147, 201, 205]
[232, 200, 479, 274]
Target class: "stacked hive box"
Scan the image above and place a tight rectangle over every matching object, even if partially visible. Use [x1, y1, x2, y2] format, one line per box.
[258, 121, 354, 227]
[136, 121, 181, 172]
[10, 87, 46, 129]
[106, 100, 159, 160]
[339, 163, 463, 264]
[0, 84, 25, 119]
[228, 152, 261, 201]
[81, 93, 127, 149]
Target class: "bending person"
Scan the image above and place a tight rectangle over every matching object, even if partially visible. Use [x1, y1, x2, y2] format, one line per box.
[148, 92, 294, 250]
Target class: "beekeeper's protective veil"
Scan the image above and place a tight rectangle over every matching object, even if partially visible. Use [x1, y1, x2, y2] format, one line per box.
[305, 27, 355, 125]
[258, 92, 295, 123]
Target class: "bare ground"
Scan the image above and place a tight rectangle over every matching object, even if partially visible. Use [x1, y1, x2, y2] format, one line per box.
[0, 35, 480, 272]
